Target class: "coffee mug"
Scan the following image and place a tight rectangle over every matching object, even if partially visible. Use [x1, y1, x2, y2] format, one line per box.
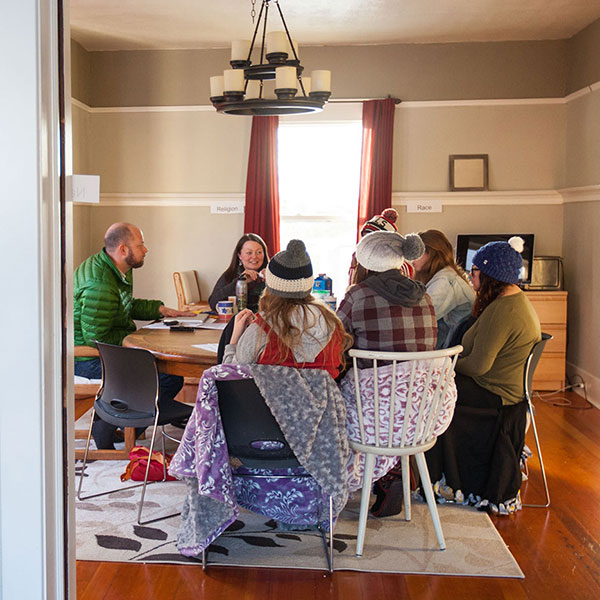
[216, 300, 234, 321]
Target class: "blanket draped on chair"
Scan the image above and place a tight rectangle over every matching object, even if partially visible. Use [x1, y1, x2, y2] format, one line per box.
[169, 364, 350, 557]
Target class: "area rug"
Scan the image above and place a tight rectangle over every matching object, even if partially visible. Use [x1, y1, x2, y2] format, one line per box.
[75, 460, 523, 577]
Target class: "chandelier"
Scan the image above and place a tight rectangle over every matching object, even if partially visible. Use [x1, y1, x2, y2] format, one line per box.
[209, 0, 331, 116]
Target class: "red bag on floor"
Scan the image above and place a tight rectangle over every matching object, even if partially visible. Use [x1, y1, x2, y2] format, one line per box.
[120, 446, 176, 482]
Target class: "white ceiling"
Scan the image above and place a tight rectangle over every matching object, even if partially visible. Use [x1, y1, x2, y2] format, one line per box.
[70, 0, 600, 52]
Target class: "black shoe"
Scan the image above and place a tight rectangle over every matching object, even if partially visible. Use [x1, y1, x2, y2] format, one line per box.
[371, 477, 404, 517]
[169, 418, 190, 429]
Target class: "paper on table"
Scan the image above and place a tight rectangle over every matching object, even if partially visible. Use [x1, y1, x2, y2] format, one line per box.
[143, 322, 169, 329]
[196, 321, 228, 330]
[192, 343, 219, 353]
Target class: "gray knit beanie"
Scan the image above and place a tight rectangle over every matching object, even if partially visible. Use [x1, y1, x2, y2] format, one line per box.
[472, 236, 524, 284]
[356, 231, 425, 272]
[265, 239, 314, 298]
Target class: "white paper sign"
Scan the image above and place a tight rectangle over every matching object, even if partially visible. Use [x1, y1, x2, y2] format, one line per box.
[211, 203, 245, 214]
[71, 174, 100, 204]
[407, 200, 442, 213]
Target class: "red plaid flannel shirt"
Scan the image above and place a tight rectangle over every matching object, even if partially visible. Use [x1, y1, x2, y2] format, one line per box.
[337, 283, 437, 359]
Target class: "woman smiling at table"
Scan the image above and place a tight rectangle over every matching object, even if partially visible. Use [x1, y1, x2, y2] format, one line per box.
[208, 233, 269, 312]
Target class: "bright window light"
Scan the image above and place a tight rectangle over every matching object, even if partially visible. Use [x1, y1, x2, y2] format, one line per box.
[278, 121, 362, 301]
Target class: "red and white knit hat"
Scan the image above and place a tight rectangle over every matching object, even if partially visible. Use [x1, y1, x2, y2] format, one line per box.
[360, 208, 398, 236]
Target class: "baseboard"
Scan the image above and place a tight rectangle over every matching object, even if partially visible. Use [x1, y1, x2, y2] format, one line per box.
[566, 361, 600, 409]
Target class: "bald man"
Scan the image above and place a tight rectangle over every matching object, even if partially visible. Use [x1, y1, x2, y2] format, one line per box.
[74, 222, 192, 449]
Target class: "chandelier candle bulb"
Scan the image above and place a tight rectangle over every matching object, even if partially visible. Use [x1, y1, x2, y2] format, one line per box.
[311, 70, 331, 92]
[245, 79, 261, 99]
[231, 39, 251, 62]
[210, 75, 224, 98]
[267, 31, 288, 56]
[223, 68, 245, 92]
[275, 66, 298, 90]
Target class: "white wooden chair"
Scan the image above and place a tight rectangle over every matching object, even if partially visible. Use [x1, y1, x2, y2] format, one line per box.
[347, 346, 462, 557]
[173, 270, 209, 312]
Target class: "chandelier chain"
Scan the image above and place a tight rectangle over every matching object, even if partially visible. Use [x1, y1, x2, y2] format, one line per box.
[250, 0, 256, 24]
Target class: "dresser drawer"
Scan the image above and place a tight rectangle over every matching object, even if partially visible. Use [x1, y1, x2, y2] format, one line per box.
[532, 354, 565, 388]
[539, 325, 566, 353]
[525, 292, 567, 323]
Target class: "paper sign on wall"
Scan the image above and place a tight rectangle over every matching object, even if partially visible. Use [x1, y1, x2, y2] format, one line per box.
[71, 174, 100, 204]
[407, 200, 442, 213]
[211, 203, 245, 214]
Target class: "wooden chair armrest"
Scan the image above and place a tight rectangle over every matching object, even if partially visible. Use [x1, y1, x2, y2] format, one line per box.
[74, 345, 99, 358]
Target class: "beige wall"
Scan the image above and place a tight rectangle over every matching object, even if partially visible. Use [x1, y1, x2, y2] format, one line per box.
[71, 40, 92, 106]
[394, 104, 565, 191]
[82, 41, 567, 108]
[89, 110, 250, 193]
[565, 88, 600, 187]
[566, 17, 600, 93]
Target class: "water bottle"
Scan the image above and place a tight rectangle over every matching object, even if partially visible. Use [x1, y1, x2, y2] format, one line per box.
[313, 273, 332, 296]
[235, 277, 248, 311]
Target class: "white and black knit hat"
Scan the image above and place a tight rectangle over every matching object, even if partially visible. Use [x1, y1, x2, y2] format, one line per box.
[356, 231, 425, 272]
[265, 239, 314, 298]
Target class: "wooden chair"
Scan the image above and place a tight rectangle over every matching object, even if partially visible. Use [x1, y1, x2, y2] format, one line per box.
[173, 270, 209, 312]
[347, 346, 462, 557]
[74, 345, 137, 461]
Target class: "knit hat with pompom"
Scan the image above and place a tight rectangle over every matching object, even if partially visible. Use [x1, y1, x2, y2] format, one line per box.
[265, 239, 314, 298]
[356, 231, 425, 272]
[360, 208, 398, 236]
[472, 236, 524, 284]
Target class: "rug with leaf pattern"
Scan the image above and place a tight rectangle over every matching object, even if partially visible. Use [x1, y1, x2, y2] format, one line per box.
[75, 460, 523, 577]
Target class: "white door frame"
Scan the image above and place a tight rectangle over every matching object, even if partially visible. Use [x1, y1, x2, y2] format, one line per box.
[0, 1, 70, 598]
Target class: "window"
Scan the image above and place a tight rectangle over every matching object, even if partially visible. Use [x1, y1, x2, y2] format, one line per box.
[278, 120, 362, 301]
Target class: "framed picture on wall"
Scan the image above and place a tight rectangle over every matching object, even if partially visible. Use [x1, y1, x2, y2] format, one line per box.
[449, 154, 489, 191]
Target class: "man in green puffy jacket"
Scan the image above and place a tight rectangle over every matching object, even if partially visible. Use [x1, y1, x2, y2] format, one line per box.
[74, 222, 193, 448]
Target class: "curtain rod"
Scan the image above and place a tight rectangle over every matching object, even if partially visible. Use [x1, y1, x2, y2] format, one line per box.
[329, 96, 401, 104]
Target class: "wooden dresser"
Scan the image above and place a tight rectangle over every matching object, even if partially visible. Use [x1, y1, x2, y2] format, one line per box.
[524, 291, 567, 391]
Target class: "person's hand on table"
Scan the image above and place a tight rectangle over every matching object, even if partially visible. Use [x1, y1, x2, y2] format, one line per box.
[230, 309, 255, 344]
[159, 305, 196, 318]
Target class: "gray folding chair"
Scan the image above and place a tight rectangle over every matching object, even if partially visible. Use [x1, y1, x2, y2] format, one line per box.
[522, 332, 552, 508]
[76, 341, 192, 524]
[201, 377, 334, 573]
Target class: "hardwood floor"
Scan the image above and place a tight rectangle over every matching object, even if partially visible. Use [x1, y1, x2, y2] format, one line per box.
[76, 391, 600, 600]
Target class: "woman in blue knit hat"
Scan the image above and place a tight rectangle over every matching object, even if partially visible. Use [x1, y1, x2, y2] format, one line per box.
[426, 237, 541, 514]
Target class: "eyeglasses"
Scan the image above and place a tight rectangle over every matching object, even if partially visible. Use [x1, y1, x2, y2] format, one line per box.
[470, 266, 480, 276]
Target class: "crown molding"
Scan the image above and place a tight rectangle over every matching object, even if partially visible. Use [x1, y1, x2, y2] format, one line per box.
[392, 190, 562, 206]
[558, 184, 600, 204]
[96, 192, 244, 207]
[71, 79, 600, 113]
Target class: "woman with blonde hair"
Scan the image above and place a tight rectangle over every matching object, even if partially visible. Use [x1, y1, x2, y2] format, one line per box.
[412, 229, 475, 348]
[223, 239, 352, 379]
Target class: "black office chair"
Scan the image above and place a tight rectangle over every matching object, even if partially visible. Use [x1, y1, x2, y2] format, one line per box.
[522, 332, 552, 508]
[200, 378, 334, 572]
[76, 342, 192, 524]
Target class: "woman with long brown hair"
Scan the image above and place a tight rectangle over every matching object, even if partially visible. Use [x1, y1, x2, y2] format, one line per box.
[412, 229, 474, 348]
[208, 233, 269, 312]
[223, 239, 352, 379]
[426, 237, 541, 514]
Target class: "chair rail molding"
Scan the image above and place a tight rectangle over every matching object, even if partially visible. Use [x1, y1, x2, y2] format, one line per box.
[558, 184, 600, 204]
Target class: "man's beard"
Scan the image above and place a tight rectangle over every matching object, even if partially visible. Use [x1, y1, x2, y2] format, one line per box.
[125, 248, 144, 269]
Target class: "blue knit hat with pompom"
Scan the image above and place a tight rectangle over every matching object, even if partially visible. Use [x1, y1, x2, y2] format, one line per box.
[472, 236, 524, 284]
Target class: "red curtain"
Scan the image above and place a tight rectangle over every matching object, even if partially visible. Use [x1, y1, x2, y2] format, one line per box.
[356, 98, 396, 239]
[244, 115, 281, 257]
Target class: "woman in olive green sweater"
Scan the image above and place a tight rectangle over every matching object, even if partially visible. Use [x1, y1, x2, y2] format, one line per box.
[426, 237, 541, 514]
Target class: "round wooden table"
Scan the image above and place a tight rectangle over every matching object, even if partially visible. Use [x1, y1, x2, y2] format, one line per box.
[123, 326, 222, 377]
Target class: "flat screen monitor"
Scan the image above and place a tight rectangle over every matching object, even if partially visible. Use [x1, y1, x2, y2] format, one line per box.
[456, 233, 535, 285]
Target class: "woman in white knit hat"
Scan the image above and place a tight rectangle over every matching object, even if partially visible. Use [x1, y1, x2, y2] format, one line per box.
[222, 239, 352, 379]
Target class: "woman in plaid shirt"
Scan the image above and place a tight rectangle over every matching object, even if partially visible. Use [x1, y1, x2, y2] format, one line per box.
[338, 231, 437, 362]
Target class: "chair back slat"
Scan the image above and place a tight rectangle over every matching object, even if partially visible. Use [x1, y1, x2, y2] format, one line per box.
[373, 359, 380, 444]
[347, 346, 462, 451]
[387, 360, 397, 448]
[352, 355, 366, 444]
